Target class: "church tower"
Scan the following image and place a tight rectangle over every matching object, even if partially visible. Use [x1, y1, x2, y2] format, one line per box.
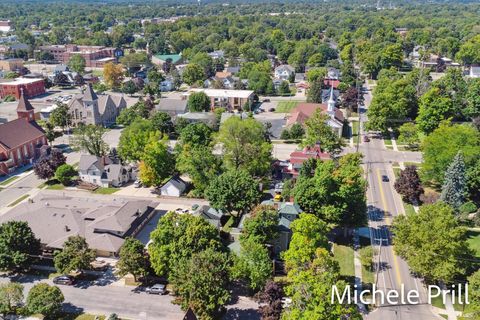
[82, 83, 100, 124]
[327, 85, 335, 118]
[16, 88, 35, 122]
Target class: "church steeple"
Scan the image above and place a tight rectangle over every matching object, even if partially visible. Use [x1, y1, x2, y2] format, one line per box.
[17, 88, 35, 122]
[327, 85, 335, 118]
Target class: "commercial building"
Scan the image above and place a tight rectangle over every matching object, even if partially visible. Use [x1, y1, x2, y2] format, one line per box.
[38, 45, 116, 67]
[0, 78, 45, 99]
[0, 58, 23, 72]
[185, 88, 255, 111]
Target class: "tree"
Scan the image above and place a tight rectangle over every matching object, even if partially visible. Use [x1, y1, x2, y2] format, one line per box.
[71, 124, 109, 157]
[468, 270, 480, 318]
[241, 205, 279, 244]
[465, 78, 480, 120]
[440, 151, 466, 211]
[392, 202, 472, 283]
[467, 158, 480, 203]
[53, 235, 96, 274]
[117, 237, 148, 281]
[67, 54, 86, 74]
[33, 156, 56, 180]
[205, 170, 260, 215]
[26, 283, 64, 318]
[302, 110, 344, 156]
[232, 238, 273, 292]
[216, 116, 272, 177]
[150, 112, 174, 136]
[182, 63, 205, 85]
[178, 123, 213, 147]
[54, 72, 70, 87]
[187, 91, 211, 112]
[306, 78, 323, 103]
[118, 119, 157, 162]
[398, 122, 420, 149]
[149, 213, 223, 277]
[416, 87, 456, 134]
[288, 123, 304, 139]
[103, 62, 124, 89]
[50, 103, 71, 131]
[122, 80, 138, 96]
[258, 280, 283, 320]
[283, 248, 361, 320]
[120, 52, 148, 74]
[306, 67, 326, 83]
[278, 81, 291, 96]
[282, 214, 329, 272]
[340, 87, 360, 112]
[421, 122, 480, 184]
[42, 121, 60, 145]
[0, 221, 40, 271]
[170, 249, 231, 320]
[0, 283, 23, 315]
[394, 165, 424, 204]
[55, 164, 77, 186]
[139, 137, 174, 187]
[456, 35, 480, 66]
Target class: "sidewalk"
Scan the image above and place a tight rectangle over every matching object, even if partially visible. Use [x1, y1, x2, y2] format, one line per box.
[353, 229, 367, 313]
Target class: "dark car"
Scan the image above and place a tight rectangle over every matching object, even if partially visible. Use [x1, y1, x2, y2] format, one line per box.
[263, 99, 271, 102]
[363, 136, 370, 142]
[52, 275, 75, 285]
[145, 284, 166, 295]
[268, 108, 276, 112]
[382, 175, 389, 182]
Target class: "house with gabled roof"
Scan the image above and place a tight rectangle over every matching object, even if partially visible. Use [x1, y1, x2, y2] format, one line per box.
[78, 154, 134, 187]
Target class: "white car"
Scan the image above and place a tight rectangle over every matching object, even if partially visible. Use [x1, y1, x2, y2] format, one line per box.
[274, 182, 284, 193]
[175, 208, 189, 214]
[133, 180, 142, 188]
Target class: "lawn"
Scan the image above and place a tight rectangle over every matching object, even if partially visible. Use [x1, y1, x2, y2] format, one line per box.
[351, 121, 359, 144]
[94, 187, 119, 194]
[0, 175, 19, 186]
[333, 243, 355, 277]
[8, 194, 29, 207]
[467, 229, 480, 259]
[404, 203, 416, 215]
[275, 101, 301, 113]
[46, 183, 65, 190]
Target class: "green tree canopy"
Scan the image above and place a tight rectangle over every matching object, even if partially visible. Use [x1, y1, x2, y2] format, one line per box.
[187, 91, 211, 112]
[0, 283, 23, 316]
[117, 237, 149, 281]
[182, 63, 206, 85]
[26, 283, 64, 318]
[0, 221, 40, 271]
[139, 136, 174, 187]
[68, 54, 86, 74]
[54, 164, 77, 186]
[71, 124, 109, 157]
[118, 119, 158, 162]
[302, 110, 344, 156]
[53, 235, 96, 274]
[240, 205, 279, 245]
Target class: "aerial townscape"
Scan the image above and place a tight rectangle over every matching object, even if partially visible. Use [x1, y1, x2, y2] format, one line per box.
[0, 0, 480, 319]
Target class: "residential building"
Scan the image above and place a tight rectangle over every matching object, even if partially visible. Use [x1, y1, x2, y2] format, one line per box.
[0, 58, 23, 72]
[193, 205, 226, 229]
[0, 44, 29, 59]
[151, 53, 183, 69]
[274, 64, 295, 81]
[0, 92, 48, 175]
[0, 78, 45, 99]
[185, 88, 255, 111]
[282, 144, 331, 177]
[468, 66, 480, 78]
[160, 176, 187, 197]
[0, 192, 158, 257]
[225, 66, 240, 75]
[0, 21, 12, 33]
[156, 98, 187, 116]
[38, 45, 116, 68]
[176, 112, 217, 127]
[68, 84, 126, 127]
[78, 154, 135, 188]
[208, 50, 224, 60]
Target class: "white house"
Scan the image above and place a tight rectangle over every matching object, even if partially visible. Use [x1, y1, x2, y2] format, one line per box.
[78, 154, 134, 188]
[469, 66, 480, 78]
[274, 64, 295, 81]
[160, 177, 187, 197]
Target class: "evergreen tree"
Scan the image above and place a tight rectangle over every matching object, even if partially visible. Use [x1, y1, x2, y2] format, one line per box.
[440, 151, 466, 211]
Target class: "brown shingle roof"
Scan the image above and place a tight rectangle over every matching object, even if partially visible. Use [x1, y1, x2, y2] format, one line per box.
[0, 118, 45, 150]
[17, 90, 34, 112]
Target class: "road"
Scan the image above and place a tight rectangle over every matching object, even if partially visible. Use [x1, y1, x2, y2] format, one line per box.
[358, 87, 437, 320]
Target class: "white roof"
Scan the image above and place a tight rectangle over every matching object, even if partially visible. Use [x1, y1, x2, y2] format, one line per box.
[40, 104, 59, 113]
[2, 77, 43, 85]
[189, 88, 254, 99]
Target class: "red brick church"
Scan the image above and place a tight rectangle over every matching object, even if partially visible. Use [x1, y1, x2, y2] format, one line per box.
[0, 90, 48, 175]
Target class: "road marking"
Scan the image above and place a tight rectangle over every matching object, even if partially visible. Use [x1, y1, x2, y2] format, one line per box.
[376, 169, 403, 289]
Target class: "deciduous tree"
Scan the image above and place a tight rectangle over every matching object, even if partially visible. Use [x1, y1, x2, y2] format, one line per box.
[241, 205, 279, 244]
[187, 91, 211, 112]
[71, 124, 109, 157]
[258, 280, 283, 320]
[302, 110, 344, 156]
[0, 283, 23, 315]
[54, 164, 77, 186]
[103, 62, 124, 89]
[26, 283, 64, 318]
[394, 165, 424, 204]
[67, 54, 86, 74]
[117, 237, 149, 281]
[53, 235, 96, 274]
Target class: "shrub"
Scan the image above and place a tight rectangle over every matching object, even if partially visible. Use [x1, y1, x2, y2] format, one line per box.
[3, 95, 16, 102]
[460, 201, 478, 215]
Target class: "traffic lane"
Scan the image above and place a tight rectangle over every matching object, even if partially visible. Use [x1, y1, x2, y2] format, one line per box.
[0, 173, 40, 208]
[367, 304, 440, 320]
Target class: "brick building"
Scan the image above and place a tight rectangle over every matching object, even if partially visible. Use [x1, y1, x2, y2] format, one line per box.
[38, 45, 116, 67]
[0, 78, 45, 99]
[0, 91, 48, 175]
[185, 88, 255, 111]
[0, 58, 23, 72]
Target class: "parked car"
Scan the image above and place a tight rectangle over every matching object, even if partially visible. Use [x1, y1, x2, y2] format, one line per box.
[53, 275, 75, 285]
[263, 98, 270, 102]
[274, 183, 284, 193]
[268, 108, 275, 112]
[382, 175, 389, 182]
[274, 194, 283, 202]
[363, 136, 370, 142]
[175, 208, 189, 214]
[133, 180, 142, 188]
[146, 284, 166, 295]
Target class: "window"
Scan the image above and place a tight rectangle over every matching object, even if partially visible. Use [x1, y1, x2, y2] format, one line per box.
[23, 145, 28, 157]
[17, 149, 21, 161]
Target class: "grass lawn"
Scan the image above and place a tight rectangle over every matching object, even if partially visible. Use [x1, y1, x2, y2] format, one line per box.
[94, 187, 119, 194]
[404, 203, 416, 215]
[352, 121, 359, 144]
[0, 175, 19, 186]
[91, 69, 103, 77]
[275, 101, 301, 113]
[46, 183, 65, 190]
[222, 216, 234, 232]
[393, 167, 401, 178]
[333, 243, 355, 277]
[467, 229, 480, 259]
[8, 194, 29, 207]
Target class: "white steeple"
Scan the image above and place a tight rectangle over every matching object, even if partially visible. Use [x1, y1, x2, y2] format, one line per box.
[327, 85, 335, 118]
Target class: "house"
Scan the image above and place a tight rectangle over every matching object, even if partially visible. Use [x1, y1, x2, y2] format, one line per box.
[326, 67, 340, 80]
[295, 73, 306, 83]
[151, 53, 183, 69]
[39, 104, 59, 120]
[193, 205, 225, 229]
[0, 21, 13, 33]
[176, 112, 217, 127]
[321, 88, 340, 103]
[468, 66, 480, 78]
[156, 98, 187, 116]
[286, 89, 344, 136]
[0, 78, 45, 99]
[208, 50, 224, 60]
[38, 45, 116, 68]
[225, 66, 240, 75]
[0, 91, 48, 175]
[78, 154, 134, 188]
[274, 64, 295, 81]
[68, 84, 126, 127]
[160, 78, 175, 92]
[185, 88, 255, 111]
[160, 176, 187, 197]
[0, 192, 158, 257]
[282, 144, 331, 177]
